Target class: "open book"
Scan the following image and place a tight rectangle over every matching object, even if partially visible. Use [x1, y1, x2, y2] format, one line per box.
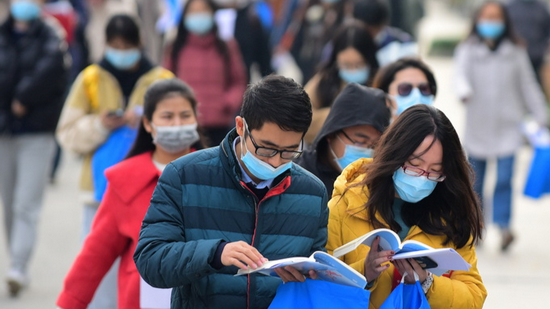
[333, 228, 471, 276]
[236, 251, 367, 288]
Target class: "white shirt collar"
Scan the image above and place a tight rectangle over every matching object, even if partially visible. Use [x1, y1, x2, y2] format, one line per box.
[233, 136, 274, 189]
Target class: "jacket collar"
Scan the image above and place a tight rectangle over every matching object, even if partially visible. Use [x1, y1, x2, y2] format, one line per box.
[220, 128, 291, 191]
[105, 151, 161, 204]
[337, 158, 426, 241]
[187, 32, 217, 48]
[471, 37, 515, 57]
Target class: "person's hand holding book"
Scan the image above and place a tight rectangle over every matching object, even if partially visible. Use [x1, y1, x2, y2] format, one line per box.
[221, 241, 267, 270]
[273, 266, 318, 283]
[393, 258, 429, 284]
[364, 236, 395, 284]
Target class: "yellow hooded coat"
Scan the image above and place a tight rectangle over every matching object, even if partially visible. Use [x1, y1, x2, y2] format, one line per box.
[327, 158, 487, 309]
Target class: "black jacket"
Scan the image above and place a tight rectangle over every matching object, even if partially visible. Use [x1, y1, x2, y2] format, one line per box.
[234, 5, 273, 81]
[0, 17, 69, 135]
[296, 83, 390, 194]
[507, 0, 550, 69]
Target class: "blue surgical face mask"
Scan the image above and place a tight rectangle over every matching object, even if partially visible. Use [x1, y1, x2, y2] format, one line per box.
[10, 0, 41, 22]
[185, 12, 214, 36]
[476, 20, 505, 40]
[104, 47, 141, 70]
[240, 121, 293, 180]
[394, 88, 434, 115]
[339, 67, 370, 84]
[331, 135, 373, 170]
[392, 167, 437, 203]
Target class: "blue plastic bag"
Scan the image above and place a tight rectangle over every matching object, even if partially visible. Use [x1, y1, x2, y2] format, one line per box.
[524, 146, 550, 199]
[268, 279, 370, 309]
[91, 125, 137, 202]
[379, 272, 430, 309]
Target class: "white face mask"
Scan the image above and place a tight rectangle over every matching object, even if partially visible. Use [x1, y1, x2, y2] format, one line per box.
[152, 123, 200, 154]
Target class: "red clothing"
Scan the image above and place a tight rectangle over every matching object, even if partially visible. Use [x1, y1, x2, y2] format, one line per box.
[57, 152, 161, 309]
[163, 33, 247, 128]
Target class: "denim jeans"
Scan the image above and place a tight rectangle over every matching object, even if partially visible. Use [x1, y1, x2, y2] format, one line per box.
[469, 155, 515, 229]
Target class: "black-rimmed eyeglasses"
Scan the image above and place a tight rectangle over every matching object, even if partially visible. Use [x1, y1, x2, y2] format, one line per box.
[244, 124, 303, 160]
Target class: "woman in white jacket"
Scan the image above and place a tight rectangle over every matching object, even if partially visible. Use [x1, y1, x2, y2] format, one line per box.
[454, 1, 548, 252]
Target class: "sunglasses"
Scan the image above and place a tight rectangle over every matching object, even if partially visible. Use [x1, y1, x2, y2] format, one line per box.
[397, 83, 432, 96]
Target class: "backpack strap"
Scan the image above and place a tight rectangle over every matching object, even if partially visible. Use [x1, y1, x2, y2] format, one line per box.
[82, 65, 100, 111]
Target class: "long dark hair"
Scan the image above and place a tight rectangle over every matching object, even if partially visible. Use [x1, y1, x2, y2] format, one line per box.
[468, 1, 521, 49]
[126, 78, 205, 159]
[356, 104, 483, 248]
[372, 57, 437, 97]
[315, 21, 379, 108]
[170, 0, 231, 87]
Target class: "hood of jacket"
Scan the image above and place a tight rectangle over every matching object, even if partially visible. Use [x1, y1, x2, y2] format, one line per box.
[312, 83, 391, 151]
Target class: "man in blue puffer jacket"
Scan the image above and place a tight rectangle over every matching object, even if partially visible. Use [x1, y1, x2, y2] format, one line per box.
[134, 75, 328, 309]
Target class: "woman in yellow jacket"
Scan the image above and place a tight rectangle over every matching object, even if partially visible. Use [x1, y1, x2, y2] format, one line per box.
[327, 104, 486, 308]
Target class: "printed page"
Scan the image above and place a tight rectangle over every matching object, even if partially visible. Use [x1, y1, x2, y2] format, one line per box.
[333, 229, 401, 258]
[313, 251, 367, 288]
[236, 257, 317, 276]
[399, 239, 434, 253]
[392, 248, 471, 276]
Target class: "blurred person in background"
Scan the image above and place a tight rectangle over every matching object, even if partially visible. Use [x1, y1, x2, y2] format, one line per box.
[304, 21, 378, 144]
[454, 1, 548, 252]
[296, 83, 390, 195]
[56, 79, 204, 309]
[135, 0, 164, 64]
[506, 0, 550, 84]
[386, 0, 424, 39]
[42, 0, 87, 184]
[0, 0, 69, 297]
[0, 0, 10, 21]
[56, 14, 172, 309]
[353, 0, 417, 67]
[372, 57, 437, 120]
[290, 0, 352, 83]
[86, 0, 163, 64]
[84, 0, 136, 63]
[164, 0, 247, 146]
[214, 0, 273, 82]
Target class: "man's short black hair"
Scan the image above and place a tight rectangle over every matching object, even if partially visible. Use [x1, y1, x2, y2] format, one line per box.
[353, 0, 390, 27]
[241, 75, 312, 133]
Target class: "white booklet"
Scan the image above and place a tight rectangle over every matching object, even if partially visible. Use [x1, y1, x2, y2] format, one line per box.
[235, 251, 367, 288]
[333, 228, 471, 276]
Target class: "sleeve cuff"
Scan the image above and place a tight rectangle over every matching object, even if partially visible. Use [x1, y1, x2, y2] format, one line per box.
[210, 241, 228, 270]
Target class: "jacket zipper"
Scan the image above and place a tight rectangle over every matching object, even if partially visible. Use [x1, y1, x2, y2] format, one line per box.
[240, 177, 291, 309]
[240, 182, 258, 309]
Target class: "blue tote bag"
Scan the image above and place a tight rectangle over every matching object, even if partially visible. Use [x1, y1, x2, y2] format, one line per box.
[268, 279, 370, 309]
[379, 272, 430, 309]
[91, 125, 137, 202]
[524, 146, 550, 199]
